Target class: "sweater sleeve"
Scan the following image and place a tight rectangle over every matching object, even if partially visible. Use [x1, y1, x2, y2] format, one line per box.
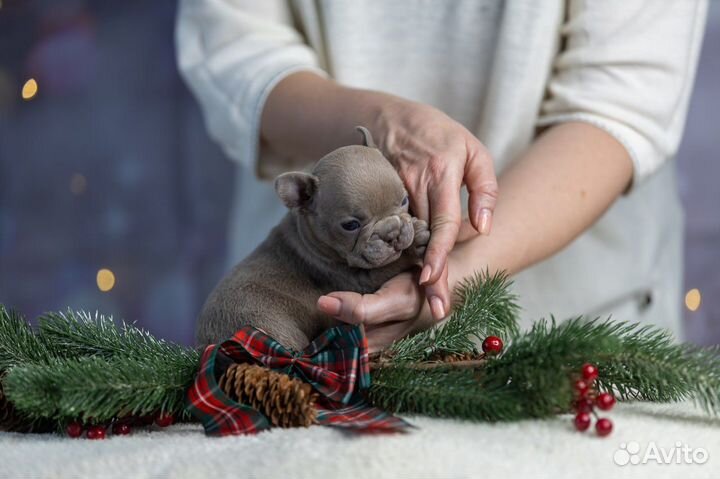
[175, 0, 326, 170]
[537, 0, 707, 191]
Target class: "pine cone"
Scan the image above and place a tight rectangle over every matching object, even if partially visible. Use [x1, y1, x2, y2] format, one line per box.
[0, 371, 54, 433]
[218, 363, 318, 428]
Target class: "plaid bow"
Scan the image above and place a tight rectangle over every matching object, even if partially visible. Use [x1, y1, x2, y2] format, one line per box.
[185, 324, 411, 436]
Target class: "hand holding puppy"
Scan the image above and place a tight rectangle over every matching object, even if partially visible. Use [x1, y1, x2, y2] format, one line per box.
[198, 127, 436, 352]
[369, 98, 499, 318]
[261, 72, 499, 323]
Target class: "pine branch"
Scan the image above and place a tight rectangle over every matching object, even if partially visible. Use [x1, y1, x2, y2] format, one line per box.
[0, 370, 56, 433]
[5, 272, 720, 429]
[484, 317, 720, 414]
[0, 306, 59, 371]
[4, 354, 198, 423]
[371, 314, 720, 421]
[369, 365, 567, 421]
[388, 270, 520, 362]
[1, 307, 202, 424]
[596, 332, 720, 412]
[37, 310, 200, 366]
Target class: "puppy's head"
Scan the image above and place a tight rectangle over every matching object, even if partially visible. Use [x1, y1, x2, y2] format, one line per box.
[274, 126, 413, 269]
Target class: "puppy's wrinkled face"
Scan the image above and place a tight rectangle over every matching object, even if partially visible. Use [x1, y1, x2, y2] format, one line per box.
[275, 131, 414, 269]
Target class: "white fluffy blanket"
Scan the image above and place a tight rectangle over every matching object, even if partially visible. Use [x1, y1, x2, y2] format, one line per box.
[1, 402, 718, 479]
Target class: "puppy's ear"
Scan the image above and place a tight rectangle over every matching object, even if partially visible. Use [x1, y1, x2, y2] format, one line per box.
[274, 172, 319, 210]
[355, 126, 377, 148]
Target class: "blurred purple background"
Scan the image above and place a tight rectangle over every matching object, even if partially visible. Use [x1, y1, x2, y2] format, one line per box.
[0, 1, 718, 346]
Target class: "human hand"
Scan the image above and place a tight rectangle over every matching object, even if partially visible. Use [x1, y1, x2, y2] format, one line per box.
[316, 270, 430, 353]
[369, 98, 498, 319]
[317, 246, 472, 353]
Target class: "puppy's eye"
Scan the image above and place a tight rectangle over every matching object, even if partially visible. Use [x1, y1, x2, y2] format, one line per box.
[401, 195, 409, 207]
[341, 220, 361, 231]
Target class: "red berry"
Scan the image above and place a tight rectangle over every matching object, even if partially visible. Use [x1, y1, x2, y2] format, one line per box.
[596, 392, 616, 411]
[574, 412, 591, 431]
[86, 425, 106, 440]
[155, 414, 174, 427]
[574, 379, 590, 397]
[482, 336, 503, 355]
[595, 418, 613, 437]
[112, 423, 132, 435]
[66, 422, 83, 438]
[581, 363, 599, 382]
[573, 397, 594, 413]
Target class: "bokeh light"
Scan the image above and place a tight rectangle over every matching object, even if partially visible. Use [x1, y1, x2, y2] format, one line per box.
[685, 288, 702, 312]
[21, 78, 38, 100]
[69, 173, 87, 195]
[96, 268, 116, 292]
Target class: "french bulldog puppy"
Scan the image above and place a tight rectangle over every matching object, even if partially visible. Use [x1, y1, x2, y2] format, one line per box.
[197, 127, 430, 351]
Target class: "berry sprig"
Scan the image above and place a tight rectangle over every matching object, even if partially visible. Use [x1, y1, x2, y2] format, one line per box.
[64, 412, 175, 439]
[571, 363, 615, 437]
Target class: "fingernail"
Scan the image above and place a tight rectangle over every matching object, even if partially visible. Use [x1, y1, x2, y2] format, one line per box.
[430, 296, 446, 320]
[473, 208, 482, 231]
[419, 265, 432, 284]
[318, 296, 342, 316]
[479, 208, 492, 235]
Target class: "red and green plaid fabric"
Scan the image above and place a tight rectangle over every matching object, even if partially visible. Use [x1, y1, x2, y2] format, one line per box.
[185, 324, 412, 436]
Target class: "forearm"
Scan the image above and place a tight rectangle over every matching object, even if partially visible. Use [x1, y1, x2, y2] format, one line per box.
[454, 122, 633, 279]
[260, 71, 392, 166]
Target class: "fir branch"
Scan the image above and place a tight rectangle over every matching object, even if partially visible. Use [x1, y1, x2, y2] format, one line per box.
[4, 354, 198, 422]
[596, 334, 720, 412]
[0, 306, 59, 371]
[1, 307, 202, 425]
[388, 270, 520, 362]
[371, 315, 720, 421]
[485, 317, 720, 414]
[37, 310, 200, 366]
[369, 365, 567, 421]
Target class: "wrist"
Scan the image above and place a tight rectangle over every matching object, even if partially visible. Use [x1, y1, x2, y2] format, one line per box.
[352, 90, 408, 156]
[320, 83, 417, 162]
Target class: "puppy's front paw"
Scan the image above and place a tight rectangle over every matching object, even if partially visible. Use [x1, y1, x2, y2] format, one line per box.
[410, 217, 430, 259]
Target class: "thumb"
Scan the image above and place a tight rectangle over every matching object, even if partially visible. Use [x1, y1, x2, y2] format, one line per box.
[317, 280, 420, 325]
[317, 292, 366, 325]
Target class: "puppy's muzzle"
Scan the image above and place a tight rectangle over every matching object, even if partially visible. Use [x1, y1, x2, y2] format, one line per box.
[372, 215, 414, 250]
[360, 214, 414, 266]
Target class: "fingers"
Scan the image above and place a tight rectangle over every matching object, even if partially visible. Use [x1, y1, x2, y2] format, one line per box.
[465, 142, 498, 235]
[420, 176, 461, 289]
[316, 273, 422, 326]
[423, 262, 450, 321]
[318, 291, 394, 325]
[407, 182, 429, 223]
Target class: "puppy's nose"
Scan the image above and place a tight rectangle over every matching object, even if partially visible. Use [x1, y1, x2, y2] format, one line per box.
[374, 215, 403, 243]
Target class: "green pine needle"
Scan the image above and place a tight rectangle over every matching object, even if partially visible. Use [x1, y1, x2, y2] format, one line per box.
[0, 306, 59, 371]
[37, 310, 200, 366]
[3, 268, 719, 427]
[372, 315, 720, 421]
[369, 365, 567, 421]
[4, 355, 197, 422]
[485, 317, 720, 414]
[1, 307, 201, 425]
[388, 270, 520, 362]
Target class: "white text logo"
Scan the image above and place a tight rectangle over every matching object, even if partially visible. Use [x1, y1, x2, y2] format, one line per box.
[613, 441, 709, 466]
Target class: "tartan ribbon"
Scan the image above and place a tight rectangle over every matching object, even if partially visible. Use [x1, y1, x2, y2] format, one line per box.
[185, 324, 412, 436]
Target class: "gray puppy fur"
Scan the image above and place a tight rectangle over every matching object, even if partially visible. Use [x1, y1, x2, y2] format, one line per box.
[197, 127, 430, 351]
